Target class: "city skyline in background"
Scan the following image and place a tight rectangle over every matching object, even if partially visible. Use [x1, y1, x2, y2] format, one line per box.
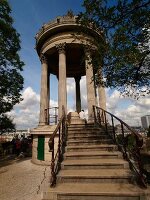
[8, 0, 150, 129]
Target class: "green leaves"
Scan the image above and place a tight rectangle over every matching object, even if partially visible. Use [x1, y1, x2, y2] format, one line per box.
[0, 114, 15, 134]
[0, 0, 24, 132]
[79, 0, 150, 98]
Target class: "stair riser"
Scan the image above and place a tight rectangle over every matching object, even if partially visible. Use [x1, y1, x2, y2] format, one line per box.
[57, 195, 140, 200]
[68, 126, 102, 129]
[68, 125, 95, 128]
[64, 155, 121, 160]
[68, 125, 100, 128]
[68, 130, 102, 133]
[61, 164, 128, 170]
[67, 140, 113, 146]
[68, 127, 112, 130]
[58, 177, 131, 184]
[66, 147, 118, 152]
[67, 135, 110, 140]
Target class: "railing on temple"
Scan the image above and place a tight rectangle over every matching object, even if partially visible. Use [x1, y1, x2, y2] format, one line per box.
[48, 106, 67, 187]
[93, 105, 147, 188]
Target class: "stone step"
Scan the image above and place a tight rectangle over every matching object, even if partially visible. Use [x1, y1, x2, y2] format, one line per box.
[68, 127, 102, 131]
[68, 128, 105, 133]
[66, 144, 118, 152]
[64, 151, 122, 160]
[68, 125, 112, 131]
[67, 139, 113, 146]
[57, 169, 132, 184]
[61, 158, 129, 170]
[42, 183, 147, 200]
[68, 124, 96, 129]
[67, 134, 110, 140]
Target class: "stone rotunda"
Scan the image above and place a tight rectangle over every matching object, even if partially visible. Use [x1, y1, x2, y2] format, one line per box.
[31, 12, 106, 165]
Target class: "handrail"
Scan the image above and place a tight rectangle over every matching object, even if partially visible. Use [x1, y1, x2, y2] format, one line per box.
[48, 106, 66, 187]
[93, 105, 147, 188]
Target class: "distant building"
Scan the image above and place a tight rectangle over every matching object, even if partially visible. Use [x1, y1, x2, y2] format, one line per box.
[0, 130, 30, 142]
[141, 115, 150, 129]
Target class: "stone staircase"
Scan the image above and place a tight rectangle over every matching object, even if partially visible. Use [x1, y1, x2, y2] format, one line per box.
[42, 124, 149, 200]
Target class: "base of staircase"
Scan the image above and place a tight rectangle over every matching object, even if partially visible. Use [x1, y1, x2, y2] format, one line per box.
[42, 183, 150, 200]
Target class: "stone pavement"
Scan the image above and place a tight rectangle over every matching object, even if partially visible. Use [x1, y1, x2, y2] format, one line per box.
[0, 157, 50, 200]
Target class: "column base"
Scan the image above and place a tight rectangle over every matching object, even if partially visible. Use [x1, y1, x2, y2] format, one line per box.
[87, 118, 95, 124]
[67, 112, 85, 125]
[31, 125, 57, 135]
[38, 122, 47, 126]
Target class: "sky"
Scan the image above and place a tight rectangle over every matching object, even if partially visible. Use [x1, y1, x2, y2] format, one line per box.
[7, 0, 150, 130]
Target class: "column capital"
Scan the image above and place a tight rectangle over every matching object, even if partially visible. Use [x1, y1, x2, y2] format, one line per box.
[97, 67, 102, 77]
[84, 45, 95, 59]
[84, 48, 92, 65]
[40, 53, 48, 64]
[56, 43, 66, 54]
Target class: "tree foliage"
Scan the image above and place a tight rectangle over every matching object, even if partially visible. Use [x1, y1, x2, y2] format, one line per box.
[0, 0, 24, 133]
[78, 0, 150, 98]
[0, 114, 15, 134]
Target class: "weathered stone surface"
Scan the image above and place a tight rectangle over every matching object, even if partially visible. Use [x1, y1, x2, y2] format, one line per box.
[31, 125, 58, 165]
[0, 158, 50, 200]
[42, 123, 150, 200]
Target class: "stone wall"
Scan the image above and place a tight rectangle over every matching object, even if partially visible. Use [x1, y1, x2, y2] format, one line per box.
[32, 135, 58, 165]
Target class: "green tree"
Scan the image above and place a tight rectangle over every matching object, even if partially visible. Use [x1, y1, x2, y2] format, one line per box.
[0, 0, 24, 133]
[78, 0, 150, 98]
[0, 114, 15, 133]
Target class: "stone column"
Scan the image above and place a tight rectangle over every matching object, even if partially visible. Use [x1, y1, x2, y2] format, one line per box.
[39, 54, 49, 125]
[47, 73, 50, 124]
[75, 76, 81, 113]
[56, 43, 67, 118]
[93, 72, 98, 107]
[98, 86, 106, 110]
[85, 51, 96, 121]
[97, 67, 106, 110]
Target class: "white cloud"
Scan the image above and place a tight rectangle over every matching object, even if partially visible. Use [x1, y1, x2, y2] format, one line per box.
[67, 78, 75, 96]
[67, 78, 76, 110]
[106, 89, 122, 111]
[15, 87, 40, 110]
[106, 89, 150, 126]
[66, 76, 88, 111]
[80, 76, 88, 110]
[8, 87, 40, 129]
[50, 99, 58, 107]
[8, 87, 58, 130]
[136, 96, 150, 108]
[8, 83, 150, 130]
